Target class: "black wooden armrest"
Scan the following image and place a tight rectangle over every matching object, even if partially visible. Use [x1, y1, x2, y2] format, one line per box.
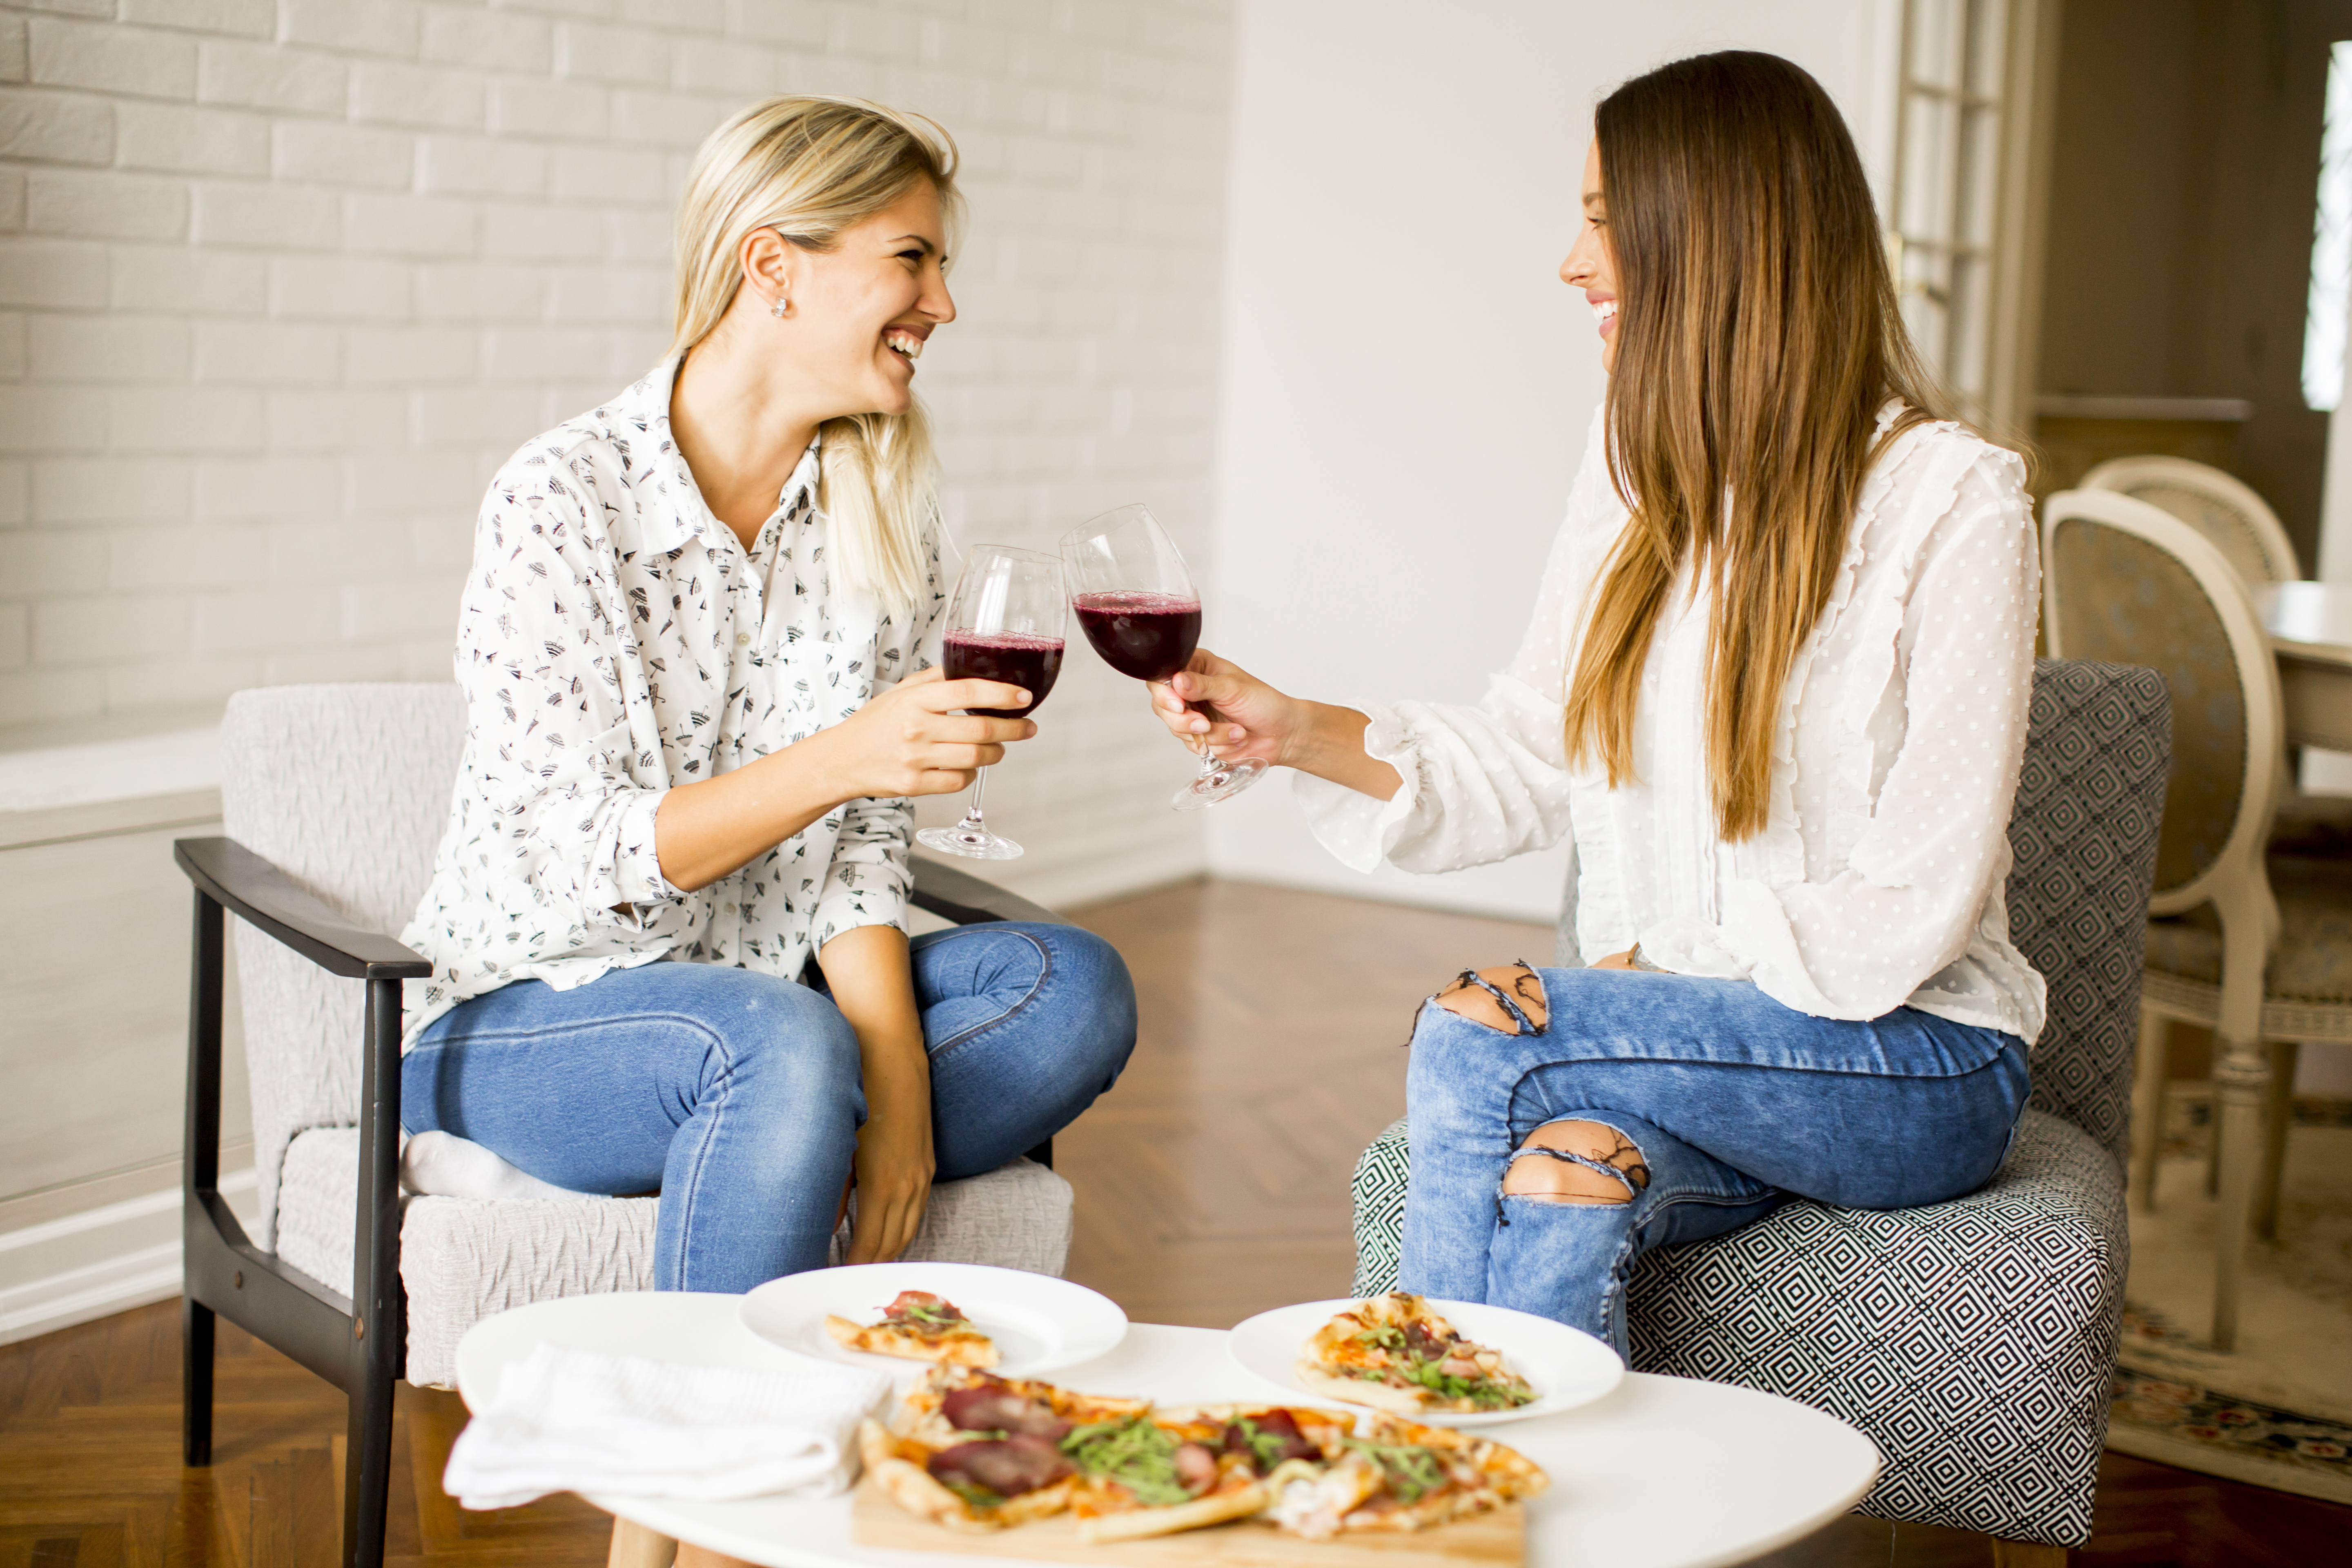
[909, 851, 1069, 928]
[174, 836, 429, 981]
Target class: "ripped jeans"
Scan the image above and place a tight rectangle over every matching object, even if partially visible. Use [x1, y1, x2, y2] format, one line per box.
[1401, 966, 2029, 1358]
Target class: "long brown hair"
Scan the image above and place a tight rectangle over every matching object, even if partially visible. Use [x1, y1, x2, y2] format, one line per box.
[1563, 51, 1951, 840]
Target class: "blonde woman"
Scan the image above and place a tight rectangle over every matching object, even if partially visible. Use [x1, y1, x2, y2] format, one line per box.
[399, 98, 1135, 1290]
[1149, 53, 2040, 1353]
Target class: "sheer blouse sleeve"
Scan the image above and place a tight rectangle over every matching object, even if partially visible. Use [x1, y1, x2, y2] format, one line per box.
[1634, 448, 2040, 1018]
[1292, 408, 1613, 875]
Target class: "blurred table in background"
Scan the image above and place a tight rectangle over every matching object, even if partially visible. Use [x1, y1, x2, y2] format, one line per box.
[2258, 581, 2352, 754]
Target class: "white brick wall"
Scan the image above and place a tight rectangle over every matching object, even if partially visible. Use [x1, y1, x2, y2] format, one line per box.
[1, 0, 1232, 903]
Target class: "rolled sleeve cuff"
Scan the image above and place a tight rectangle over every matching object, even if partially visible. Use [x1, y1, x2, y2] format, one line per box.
[1292, 704, 1421, 874]
[598, 788, 682, 927]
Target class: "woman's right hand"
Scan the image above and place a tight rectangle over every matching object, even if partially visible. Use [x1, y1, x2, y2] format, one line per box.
[824, 667, 1038, 799]
[1147, 649, 1305, 768]
[1149, 649, 1404, 802]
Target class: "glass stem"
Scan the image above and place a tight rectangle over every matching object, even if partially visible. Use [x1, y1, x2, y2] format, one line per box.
[957, 766, 992, 831]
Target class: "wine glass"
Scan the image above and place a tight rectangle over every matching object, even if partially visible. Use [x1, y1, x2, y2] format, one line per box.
[1061, 503, 1265, 811]
[914, 544, 1067, 861]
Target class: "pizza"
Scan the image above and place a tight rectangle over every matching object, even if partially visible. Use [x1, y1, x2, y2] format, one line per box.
[825, 1289, 998, 1367]
[858, 1369, 1148, 1532]
[1294, 1293, 1538, 1415]
[1260, 1410, 1548, 1538]
[859, 1368, 1546, 1542]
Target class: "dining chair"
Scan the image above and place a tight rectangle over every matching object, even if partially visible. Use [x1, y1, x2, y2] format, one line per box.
[1350, 658, 2167, 1560]
[2080, 456, 2352, 859]
[2079, 455, 2301, 586]
[2042, 488, 2352, 1351]
[179, 683, 1088, 1568]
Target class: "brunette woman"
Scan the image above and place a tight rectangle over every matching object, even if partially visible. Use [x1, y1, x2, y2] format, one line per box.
[1149, 52, 2040, 1353]
[399, 97, 1136, 1292]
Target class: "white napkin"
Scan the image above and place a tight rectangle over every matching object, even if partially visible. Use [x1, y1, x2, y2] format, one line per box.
[444, 1343, 893, 1510]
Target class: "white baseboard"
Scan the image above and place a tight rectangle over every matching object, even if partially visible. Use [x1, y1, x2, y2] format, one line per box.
[0, 1167, 260, 1346]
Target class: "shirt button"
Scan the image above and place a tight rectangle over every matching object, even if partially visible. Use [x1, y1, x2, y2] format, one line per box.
[736, 633, 751, 646]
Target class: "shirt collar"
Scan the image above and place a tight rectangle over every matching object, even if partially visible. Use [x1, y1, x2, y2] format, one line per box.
[621, 354, 823, 557]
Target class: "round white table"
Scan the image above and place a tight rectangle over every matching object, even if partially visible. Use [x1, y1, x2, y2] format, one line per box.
[456, 1292, 1882, 1568]
[2257, 579, 2352, 753]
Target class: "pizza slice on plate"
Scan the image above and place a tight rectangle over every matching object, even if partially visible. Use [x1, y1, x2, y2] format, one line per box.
[826, 1289, 998, 1367]
[1295, 1292, 1537, 1415]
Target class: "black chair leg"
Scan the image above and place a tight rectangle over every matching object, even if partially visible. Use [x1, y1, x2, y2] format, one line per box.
[183, 1294, 215, 1467]
[342, 1359, 397, 1568]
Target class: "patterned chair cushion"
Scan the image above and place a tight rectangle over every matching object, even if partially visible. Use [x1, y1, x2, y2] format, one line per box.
[1347, 660, 2170, 1547]
[2145, 855, 2352, 1005]
[2004, 660, 2170, 1164]
[1350, 1109, 2124, 1544]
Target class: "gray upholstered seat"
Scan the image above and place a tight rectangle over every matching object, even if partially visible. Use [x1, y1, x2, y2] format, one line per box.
[1349, 659, 2168, 1548]
[219, 683, 1074, 1389]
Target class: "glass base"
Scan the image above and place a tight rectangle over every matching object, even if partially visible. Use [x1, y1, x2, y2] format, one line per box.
[1172, 755, 1268, 811]
[917, 823, 1025, 860]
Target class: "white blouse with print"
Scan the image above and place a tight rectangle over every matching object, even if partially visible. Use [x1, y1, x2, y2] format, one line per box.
[1295, 404, 2047, 1040]
[399, 357, 944, 1046]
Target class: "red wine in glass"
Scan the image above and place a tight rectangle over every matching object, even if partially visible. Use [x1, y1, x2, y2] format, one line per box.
[943, 630, 1064, 718]
[916, 544, 1067, 861]
[1071, 591, 1200, 683]
[1061, 504, 1265, 811]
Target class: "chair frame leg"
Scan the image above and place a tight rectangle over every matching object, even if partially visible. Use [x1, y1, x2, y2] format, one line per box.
[183, 1294, 215, 1466]
[1991, 1539, 2069, 1566]
[2128, 1012, 2169, 1210]
[2211, 1032, 2270, 1353]
[2256, 1039, 2298, 1239]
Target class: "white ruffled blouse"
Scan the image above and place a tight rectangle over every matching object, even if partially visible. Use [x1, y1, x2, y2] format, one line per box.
[1296, 404, 2047, 1039]
[399, 358, 944, 1046]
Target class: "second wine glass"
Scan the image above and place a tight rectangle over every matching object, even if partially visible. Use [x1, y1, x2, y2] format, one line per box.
[914, 544, 1066, 861]
[1061, 503, 1265, 810]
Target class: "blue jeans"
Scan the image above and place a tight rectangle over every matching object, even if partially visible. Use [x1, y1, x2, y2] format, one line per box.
[401, 922, 1136, 1293]
[1402, 967, 2029, 1357]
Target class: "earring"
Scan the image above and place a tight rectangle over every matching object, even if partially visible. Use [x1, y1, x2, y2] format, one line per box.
[771, 293, 788, 318]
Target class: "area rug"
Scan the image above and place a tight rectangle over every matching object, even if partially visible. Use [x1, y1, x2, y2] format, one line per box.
[2107, 1093, 2352, 1504]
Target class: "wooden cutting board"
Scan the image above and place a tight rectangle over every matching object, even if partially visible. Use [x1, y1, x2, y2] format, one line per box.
[849, 1482, 1524, 1568]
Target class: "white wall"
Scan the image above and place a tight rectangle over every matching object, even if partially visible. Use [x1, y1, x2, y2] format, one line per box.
[0, 0, 1232, 908]
[0, 0, 1233, 1341]
[1204, 0, 1893, 924]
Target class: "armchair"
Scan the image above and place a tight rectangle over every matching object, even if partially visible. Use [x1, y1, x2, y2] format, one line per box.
[180, 683, 1080, 1568]
[1348, 659, 2172, 1555]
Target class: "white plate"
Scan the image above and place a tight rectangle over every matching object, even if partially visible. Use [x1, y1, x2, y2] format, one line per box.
[740, 1262, 1127, 1380]
[1225, 1297, 1623, 1427]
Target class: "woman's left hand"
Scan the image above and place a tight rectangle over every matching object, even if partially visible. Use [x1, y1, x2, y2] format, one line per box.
[848, 1064, 935, 1263]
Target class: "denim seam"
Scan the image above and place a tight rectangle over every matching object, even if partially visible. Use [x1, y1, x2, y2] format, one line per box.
[663, 1023, 737, 1294]
[922, 928, 1053, 1060]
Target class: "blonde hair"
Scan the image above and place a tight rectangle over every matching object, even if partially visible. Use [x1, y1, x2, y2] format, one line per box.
[670, 96, 962, 612]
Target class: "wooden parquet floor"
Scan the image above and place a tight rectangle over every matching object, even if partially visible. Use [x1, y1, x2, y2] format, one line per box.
[2, 880, 2344, 1566]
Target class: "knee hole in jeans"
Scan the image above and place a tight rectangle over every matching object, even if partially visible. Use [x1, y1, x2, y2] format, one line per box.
[1432, 962, 1547, 1035]
[1501, 1119, 1650, 1205]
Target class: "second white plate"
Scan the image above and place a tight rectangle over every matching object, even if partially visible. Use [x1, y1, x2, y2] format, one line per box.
[741, 1261, 1127, 1380]
[1226, 1297, 1623, 1426]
